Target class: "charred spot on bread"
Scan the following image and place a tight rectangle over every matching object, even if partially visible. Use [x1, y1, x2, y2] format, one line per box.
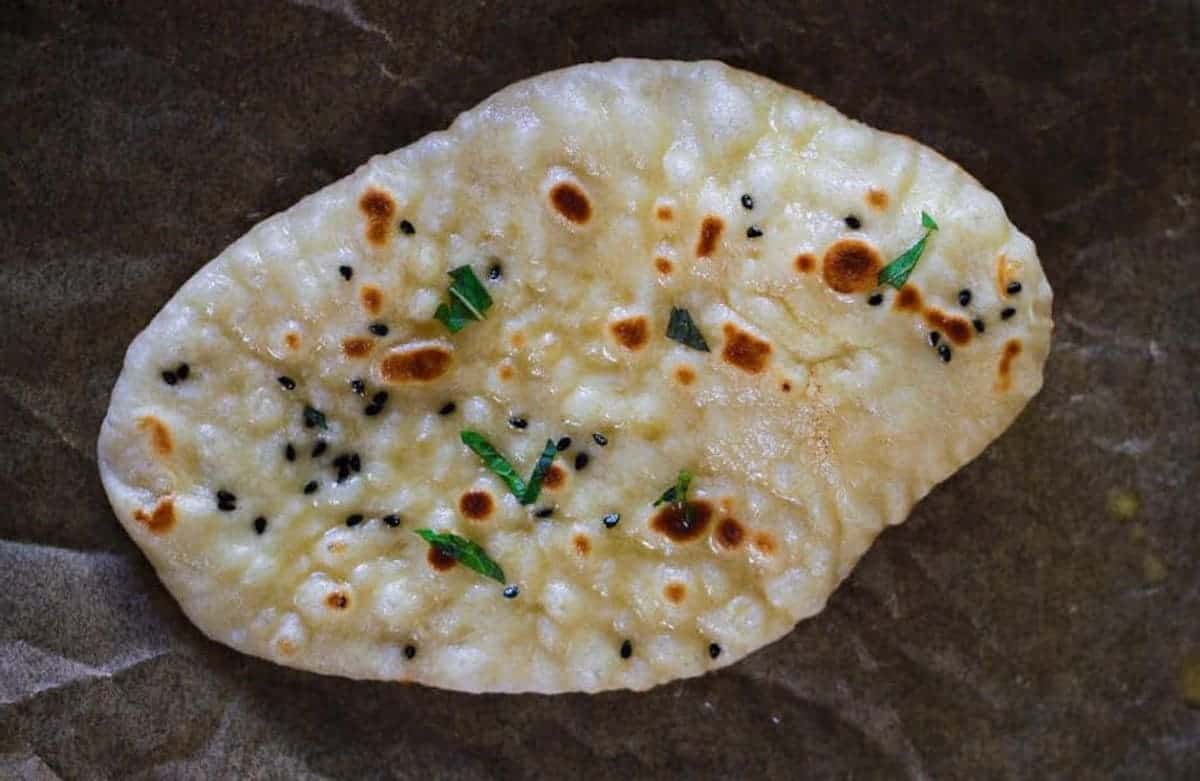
[459, 490, 495, 520]
[650, 500, 713, 542]
[359, 188, 396, 245]
[133, 497, 175, 534]
[822, 239, 882, 293]
[924, 309, 973, 346]
[721, 324, 771, 374]
[696, 215, 724, 257]
[380, 344, 453, 382]
[610, 316, 650, 350]
[342, 337, 375, 358]
[136, 416, 173, 457]
[996, 339, 1023, 391]
[894, 284, 923, 311]
[360, 285, 384, 315]
[549, 182, 591, 224]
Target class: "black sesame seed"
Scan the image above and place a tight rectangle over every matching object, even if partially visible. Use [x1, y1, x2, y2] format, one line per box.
[746, 225, 763, 239]
[175, 363, 190, 380]
[845, 215, 862, 230]
[503, 585, 519, 599]
[332, 453, 349, 468]
[303, 480, 319, 494]
[311, 439, 327, 458]
[382, 513, 401, 528]
[509, 417, 528, 430]
[1006, 281, 1023, 295]
[438, 402, 456, 416]
[253, 516, 267, 534]
[1001, 307, 1016, 320]
[399, 220, 415, 235]
[217, 489, 236, 503]
[404, 644, 417, 659]
[338, 265, 353, 280]
[336, 465, 351, 483]
[372, 391, 389, 406]
[868, 293, 884, 307]
[278, 376, 296, 390]
[709, 643, 722, 659]
[937, 343, 952, 363]
[620, 639, 633, 659]
[350, 378, 365, 396]
[285, 443, 296, 462]
[345, 513, 364, 527]
[574, 452, 590, 471]
[488, 262, 502, 280]
[592, 432, 608, 447]
[556, 437, 571, 452]
[161, 370, 178, 385]
[958, 289, 972, 307]
[349, 454, 361, 472]
[218, 500, 235, 512]
[303, 406, 326, 428]
[368, 322, 389, 336]
[534, 507, 555, 519]
[602, 512, 620, 528]
[364, 403, 382, 416]
[741, 193, 754, 210]
[929, 331, 941, 347]
[973, 318, 986, 334]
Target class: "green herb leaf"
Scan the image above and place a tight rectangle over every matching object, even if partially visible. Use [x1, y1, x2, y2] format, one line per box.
[415, 529, 505, 583]
[666, 307, 710, 352]
[302, 405, 328, 430]
[460, 430, 526, 499]
[653, 469, 693, 507]
[521, 440, 559, 506]
[878, 211, 939, 290]
[434, 265, 492, 333]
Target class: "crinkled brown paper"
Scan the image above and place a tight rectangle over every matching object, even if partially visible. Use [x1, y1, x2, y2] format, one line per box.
[1, 2, 1197, 777]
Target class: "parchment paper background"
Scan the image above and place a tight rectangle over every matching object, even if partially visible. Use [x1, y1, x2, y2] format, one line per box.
[2, 1, 1197, 778]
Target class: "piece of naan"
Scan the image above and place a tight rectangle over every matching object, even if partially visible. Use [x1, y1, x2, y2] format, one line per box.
[98, 60, 1052, 693]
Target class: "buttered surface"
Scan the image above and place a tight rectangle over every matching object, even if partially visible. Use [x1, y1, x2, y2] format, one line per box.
[99, 60, 1052, 693]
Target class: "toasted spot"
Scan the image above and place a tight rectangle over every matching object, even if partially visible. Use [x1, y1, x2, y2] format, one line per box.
[380, 344, 453, 382]
[721, 323, 771, 374]
[866, 188, 889, 210]
[894, 284, 923, 311]
[995, 254, 1023, 297]
[656, 205, 673, 221]
[285, 332, 301, 350]
[573, 534, 592, 556]
[543, 464, 567, 490]
[459, 490, 494, 521]
[650, 500, 714, 543]
[427, 546, 457, 571]
[753, 532, 777, 555]
[498, 363, 514, 381]
[716, 518, 744, 548]
[325, 591, 350, 610]
[822, 239, 882, 293]
[611, 316, 649, 350]
[696, 215, 724, 257]
[675, 366, 696, 385]
[276, 639, 297, 656]
[133, 497, 175, 535]
[342, 337, 375, 358]
[996, 339, 1023, 392]
[510, 331, 526, 349]
[136, 416, 173, 457]
[795, 253, 816, 273]
[549, 182, 591, 224]
[664, 582, 687, 604]
[359, 188, 396, 245]
[360, 285, 384, 315]
[924, 309, 974, 346]
[655, 257, 673, 274]
[781, 381, 792, 392]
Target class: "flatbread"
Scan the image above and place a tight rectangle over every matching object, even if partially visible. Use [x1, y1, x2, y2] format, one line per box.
[98, 59, 1052, 693]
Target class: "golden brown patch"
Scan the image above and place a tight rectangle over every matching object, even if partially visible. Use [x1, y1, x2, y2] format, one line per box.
[610, 316, 649, 350]
[133, 497, 175, 535]
[655, 257, 673, 274]
[716, 518, 744, 548]
[894, 284, 923, 311]
[427, 546, 457, 571]
[822, 239, 882, 293]
[549, 182, 591, 224]
[543, 464, 567, 490]
[696, 215, 724, 257]
[996, 339, 1023, 392]
[325, 592, 350, 610]
[656, 205, 673, 221]
[511, 331, 527, 349]
[285, 332, 301, 350]
[675, 366, 696, 385]
[781, 381, 792, 392]
[650, 501, 714, 543]
[276, 639, 297, 656]
[136, 416, 172, 457]
[360, 285, 383, 315]
[753, 532, 777, 555]
[721, 324, 771, 374]
[866, 188, 889, 210]
[498, 363, 514, 381]
[924, 309, 974, 346]
[995, 254, 1022, 297]
[359, 188, 396, 245]
[459, 490, 494, 521]
[380, 345, 453, 382]
[341, 337, 375, 358]
[795, 253, 816, 274]
[573, 534, 592, 556]
[664, 582, 686, 604]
